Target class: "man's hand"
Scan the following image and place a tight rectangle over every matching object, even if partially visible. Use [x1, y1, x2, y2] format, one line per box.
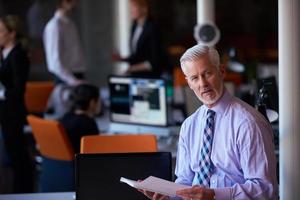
[111, 52, 124, 61]
[143, 190, 170, 200]
[72, 79, 86, 86]
[125, 63, 151, 74]
[140, 189, 170, 200]
[176, 185, 215, 200]
[136, 179, 169, 200]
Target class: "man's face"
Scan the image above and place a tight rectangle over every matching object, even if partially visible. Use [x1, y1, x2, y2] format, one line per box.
[181, 54, 225, 108]
[129, 1, 146, 21]
[63, 0, 77, 12]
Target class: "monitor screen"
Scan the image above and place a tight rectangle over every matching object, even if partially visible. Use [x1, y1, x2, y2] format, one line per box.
[109, 76, 168, 126]
[75, 152, 172, 200]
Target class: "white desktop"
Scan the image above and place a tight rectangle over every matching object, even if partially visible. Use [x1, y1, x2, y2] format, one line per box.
[109, 122, 179, 137]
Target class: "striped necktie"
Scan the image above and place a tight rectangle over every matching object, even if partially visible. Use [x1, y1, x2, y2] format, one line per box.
[197, 109, 215, 187]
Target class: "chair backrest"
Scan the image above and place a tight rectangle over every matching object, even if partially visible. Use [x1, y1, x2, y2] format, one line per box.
[173, 66, 187, 87]
[75, 152, 172, 200]
[80, 134, 158, 153]
[25, 81, 55, 114]
[27, 115, 74, 161]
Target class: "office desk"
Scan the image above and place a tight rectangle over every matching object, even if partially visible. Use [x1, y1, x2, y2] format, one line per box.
[94, 108, 180, 157]
[0, 192, 74, 200]
[109, 122, 180, 137]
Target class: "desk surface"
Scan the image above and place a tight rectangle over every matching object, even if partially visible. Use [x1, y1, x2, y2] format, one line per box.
[0, 192, 74, 200]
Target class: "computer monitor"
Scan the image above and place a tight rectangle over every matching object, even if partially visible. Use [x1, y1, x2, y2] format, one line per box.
[75, 152, 172, 200]
[109, 76, 168, 126]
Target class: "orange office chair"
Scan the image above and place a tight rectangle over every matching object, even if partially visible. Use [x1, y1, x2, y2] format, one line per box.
[27, 115, 74, 192]
[25, 81, 55, 115]
[80, 134, 158, 153]
[173, 66, 187, 88]
[173, 66, 189, 118]
[27, 115, 74, 161]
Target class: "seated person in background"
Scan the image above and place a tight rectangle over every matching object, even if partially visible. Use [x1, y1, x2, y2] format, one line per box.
[46, 84, 74, 119]
[60, 84, 100, 153]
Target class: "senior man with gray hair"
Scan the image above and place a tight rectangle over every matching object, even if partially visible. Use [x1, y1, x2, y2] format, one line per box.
[141, 44, 278, 200]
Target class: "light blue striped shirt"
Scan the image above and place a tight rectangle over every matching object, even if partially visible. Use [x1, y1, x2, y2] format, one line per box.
[175, 89, 278, 199]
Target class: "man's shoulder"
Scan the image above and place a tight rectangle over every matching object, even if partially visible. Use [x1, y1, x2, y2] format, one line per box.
[45, 15, 64, 30]
[229, 97, 269, 125]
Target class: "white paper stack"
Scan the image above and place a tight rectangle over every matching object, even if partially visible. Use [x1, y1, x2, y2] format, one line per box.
[120, 176, 190, 197]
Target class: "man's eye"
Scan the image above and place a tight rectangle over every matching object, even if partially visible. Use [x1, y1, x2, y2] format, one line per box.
[205, 71, 212, 77]
[191, 77, 198, 81]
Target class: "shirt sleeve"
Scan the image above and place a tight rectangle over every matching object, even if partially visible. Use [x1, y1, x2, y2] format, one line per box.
[43, 21, 77, 84]
[174, 121, 194, 186]
[215, 120, 278, 200]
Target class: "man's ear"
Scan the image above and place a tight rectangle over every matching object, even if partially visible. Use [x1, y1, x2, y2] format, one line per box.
[186, 78, 193, 90]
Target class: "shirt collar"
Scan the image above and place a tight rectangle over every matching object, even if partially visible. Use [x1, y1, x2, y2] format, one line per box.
[203, 88, 233, 115]
[2, 45, 15, 60]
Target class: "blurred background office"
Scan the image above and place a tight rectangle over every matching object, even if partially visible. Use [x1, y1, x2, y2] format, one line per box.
[0, 0, 278, 194]
[0, 0, 278, 86]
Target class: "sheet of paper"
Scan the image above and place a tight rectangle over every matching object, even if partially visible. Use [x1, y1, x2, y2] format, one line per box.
[120, 177, 138, 188]
[120, 176, 190, 197]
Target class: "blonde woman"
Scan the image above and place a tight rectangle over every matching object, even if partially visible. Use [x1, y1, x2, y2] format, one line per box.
[0, 15, 34, 193]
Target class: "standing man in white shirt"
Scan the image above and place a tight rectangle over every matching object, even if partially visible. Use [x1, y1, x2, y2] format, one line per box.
[43, 0, 85, 85]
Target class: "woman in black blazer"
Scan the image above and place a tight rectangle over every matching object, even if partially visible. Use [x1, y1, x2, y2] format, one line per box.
[113, 0, 168, 78]
[0, 15, 34, 193]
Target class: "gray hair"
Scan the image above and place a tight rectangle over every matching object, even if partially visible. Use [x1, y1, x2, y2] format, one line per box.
[180, 44, 220, 68]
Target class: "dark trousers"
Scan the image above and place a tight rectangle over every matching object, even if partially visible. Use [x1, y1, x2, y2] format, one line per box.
[0, 102, 35, 193]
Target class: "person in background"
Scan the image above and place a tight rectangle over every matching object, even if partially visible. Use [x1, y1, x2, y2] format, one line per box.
[43, 0, 85, 85]
[113, 0, 168, 78]
[27, 0, 54, 42]
[0, 15, 35, 193]
[141, 44, 278, 199]
[59, 84, 100, 153]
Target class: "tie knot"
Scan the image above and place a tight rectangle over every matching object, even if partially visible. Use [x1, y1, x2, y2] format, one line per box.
[207, 109, 215, 118]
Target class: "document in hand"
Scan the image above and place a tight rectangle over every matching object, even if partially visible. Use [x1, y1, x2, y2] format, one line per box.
[120, 176, 190, 197]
